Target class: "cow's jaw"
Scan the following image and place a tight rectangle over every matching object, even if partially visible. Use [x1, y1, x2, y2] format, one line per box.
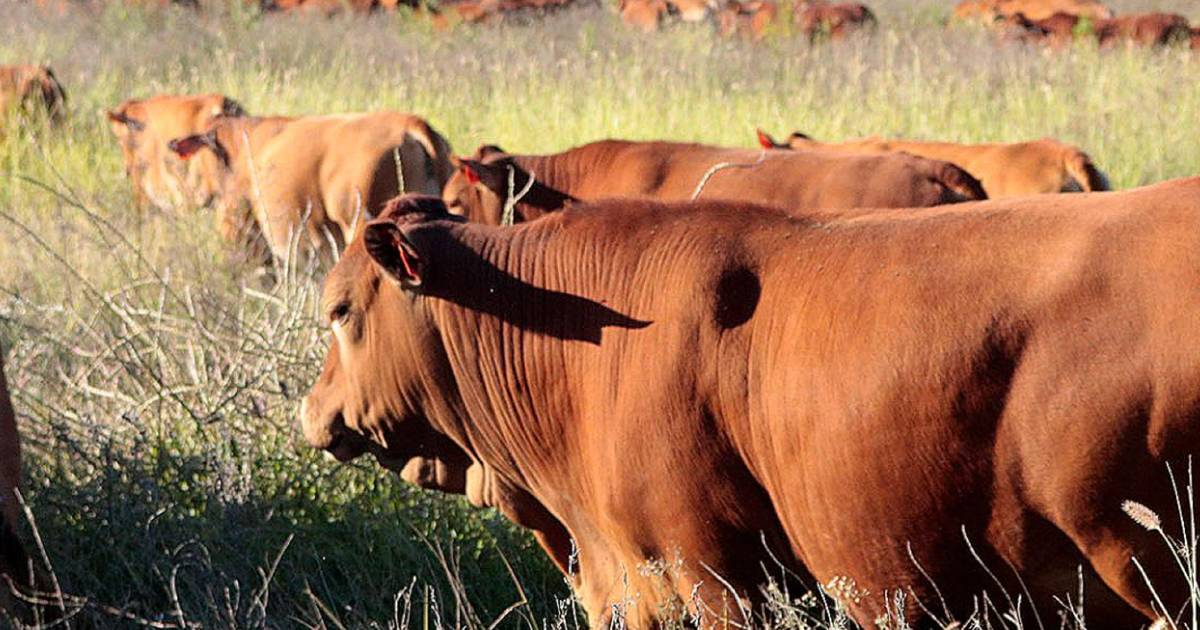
[397, 456, 461, 492]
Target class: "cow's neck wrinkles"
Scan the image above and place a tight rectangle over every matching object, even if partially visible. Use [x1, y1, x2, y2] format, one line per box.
[510, 145, 618, 201]
[419, 222, 585, 511]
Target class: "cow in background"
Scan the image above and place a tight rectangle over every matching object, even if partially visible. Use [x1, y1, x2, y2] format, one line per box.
[757, 129, 1109, 197]
[169, 112, 454, 264]
[0, 65, 66, 128]
[441, 139, 984, 225]
[106, 93, 247, 211]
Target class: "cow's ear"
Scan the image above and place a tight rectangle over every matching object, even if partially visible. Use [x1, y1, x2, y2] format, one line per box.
[756, 128, 777, 149]
[168, 134, 205, 160]
[220, 97, 246, 118]
[364, 219, 426, 289]
[476, 144, 507, 159]
[459, 159, 513, 195]
[460, 160, 481, 185]
[168, 130, 229, 165]
[107, 109, 145, 132]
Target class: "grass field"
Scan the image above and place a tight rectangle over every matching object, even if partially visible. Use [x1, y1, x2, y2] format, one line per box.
[2, 0, 1200, 626]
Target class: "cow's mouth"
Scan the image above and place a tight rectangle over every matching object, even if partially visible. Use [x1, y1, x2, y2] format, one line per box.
[325, 432, 369, 463]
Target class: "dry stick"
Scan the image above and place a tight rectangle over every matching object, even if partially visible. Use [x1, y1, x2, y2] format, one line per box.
[690, 149, 768, 201]
[484, 542, 531, 630]
[699, 562, 753, 629]
[959, 525, 1040, 630]
[906, 541, 953, 626]
[500, 165, 536, 227]
[393, 146, 407, 197]
[14, 488, 66, 617]
[9, 587, 196, 629]
[250, 534, 294, 620]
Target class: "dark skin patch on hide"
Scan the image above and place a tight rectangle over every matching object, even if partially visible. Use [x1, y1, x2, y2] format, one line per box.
[714, 266, 760, 329]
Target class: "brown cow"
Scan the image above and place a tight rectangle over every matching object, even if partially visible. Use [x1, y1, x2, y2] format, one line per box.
[793, 1, 875, 40]
[0, 65, 66, 127]
[165, 115, 293, 263]
[992, 0, 1110, 20]
[667, 0, 713, 21]
[430, 0, 571, 23]
[951, 0, 997, 23]
[106, 93, 247, 211]
[716, 0, 778, 40]
[1001, 11, 1191, 48]
[304, 180, 1200, 628]
[758, 129, 1109, 198]
[996, 11, 1086, 46]
[620, 0, 668, 32]
[1095, 13, 1191, 48]
[0, 353, 31, 613]
[261, 0, 403, 13]
[441, 140, 985, 225]
[169, 112, 454, 263]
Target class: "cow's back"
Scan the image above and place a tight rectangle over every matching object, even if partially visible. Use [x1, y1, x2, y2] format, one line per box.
[251, 112, 452, 257]
[807, 137, 1104, 197]
[656, 144, 981, 208]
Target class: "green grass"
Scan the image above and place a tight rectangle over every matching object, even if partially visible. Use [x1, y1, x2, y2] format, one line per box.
[1, 0, 1199, 626]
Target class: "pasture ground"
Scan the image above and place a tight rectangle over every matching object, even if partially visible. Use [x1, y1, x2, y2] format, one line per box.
[1, 0, 1199, 626]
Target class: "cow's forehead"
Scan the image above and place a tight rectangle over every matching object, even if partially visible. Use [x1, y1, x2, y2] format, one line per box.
[321, 244, 378, 310]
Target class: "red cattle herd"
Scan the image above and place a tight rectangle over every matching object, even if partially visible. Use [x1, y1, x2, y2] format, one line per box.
[5, 0, 1200, 625]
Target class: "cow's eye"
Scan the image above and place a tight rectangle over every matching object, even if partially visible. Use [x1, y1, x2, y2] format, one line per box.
[328, 302, 352, 325]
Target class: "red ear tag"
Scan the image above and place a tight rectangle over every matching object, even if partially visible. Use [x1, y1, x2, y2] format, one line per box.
[462, 163, 481, 185]
[394, 234, 420, 281]
[756, 129, 774, 149]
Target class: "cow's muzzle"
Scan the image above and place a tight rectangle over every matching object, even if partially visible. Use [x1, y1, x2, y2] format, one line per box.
[300, 399, 368, 462]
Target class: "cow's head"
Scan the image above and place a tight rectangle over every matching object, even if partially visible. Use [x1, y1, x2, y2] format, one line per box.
[105, 94, 246, 211]
[301, 194, 473, 494]
[14, 65, 67, 125]
[442, 155, 513, 224]
[442, 145, 573, 225]
[166, 116, 270, 233]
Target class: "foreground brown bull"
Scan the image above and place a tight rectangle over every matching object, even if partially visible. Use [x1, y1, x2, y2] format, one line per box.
[106, 93, 246, 211]
[304, 181, 1200, 628]
[0, 354, 31, 614]
[442, 140, 984, 224]
[169, 111, 454, 263]
[0, 65, 66, 127]
[757, 129, 1109, 197]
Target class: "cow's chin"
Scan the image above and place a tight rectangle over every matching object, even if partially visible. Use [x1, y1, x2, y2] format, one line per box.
[385, 455, 467, 495]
